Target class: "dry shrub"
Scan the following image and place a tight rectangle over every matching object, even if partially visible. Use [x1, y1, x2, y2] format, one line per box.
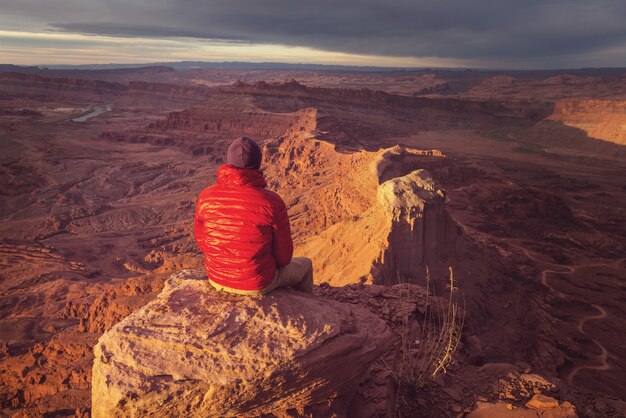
[382, 267, 465, 406]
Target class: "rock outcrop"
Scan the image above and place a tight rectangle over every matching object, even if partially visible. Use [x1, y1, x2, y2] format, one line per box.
[510, 99, 626, 157]
[91, 270, 393, 417]
[468, 396, 577, 418]
[147, 102, 315, 140]
[265, 137, 456, 286]
[545, 99, 626, 146]
[375, 164, 454, 285]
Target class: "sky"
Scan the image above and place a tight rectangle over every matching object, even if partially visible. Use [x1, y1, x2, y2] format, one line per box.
[1, 0, 626, 69]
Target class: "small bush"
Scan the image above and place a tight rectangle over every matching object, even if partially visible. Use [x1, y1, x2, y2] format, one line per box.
[382, 267, 465, 407]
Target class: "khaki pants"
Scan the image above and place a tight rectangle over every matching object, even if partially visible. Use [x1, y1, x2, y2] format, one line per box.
[209, 257, 314, 296]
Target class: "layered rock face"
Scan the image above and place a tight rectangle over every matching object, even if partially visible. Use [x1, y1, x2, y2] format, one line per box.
[512, 99, 626, 157]
[91, 270, 393, 417]
[297, 158, 455, 286]
[546, 99, 626, 146]
[375, 167, 455, 285]
[264, 135, 456, 286]
[147, 102, 306, 138]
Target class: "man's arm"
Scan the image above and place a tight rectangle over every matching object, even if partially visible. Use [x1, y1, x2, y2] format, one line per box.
[194, 195, 211, 254]
[272, 197, 293, 266]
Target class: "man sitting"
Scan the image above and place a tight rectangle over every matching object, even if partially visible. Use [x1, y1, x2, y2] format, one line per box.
[194, 136, 313, 295]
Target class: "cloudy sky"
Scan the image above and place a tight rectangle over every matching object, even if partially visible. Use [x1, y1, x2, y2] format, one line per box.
[1, 0, 625, 69]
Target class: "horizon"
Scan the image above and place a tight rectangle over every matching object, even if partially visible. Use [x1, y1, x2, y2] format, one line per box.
[4, 59, 626, 73]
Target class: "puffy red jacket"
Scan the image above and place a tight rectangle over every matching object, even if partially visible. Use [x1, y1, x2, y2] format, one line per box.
[194, 164, 293, 291]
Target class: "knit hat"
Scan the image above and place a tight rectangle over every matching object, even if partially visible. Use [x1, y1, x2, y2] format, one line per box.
[227, 136, 262, 170]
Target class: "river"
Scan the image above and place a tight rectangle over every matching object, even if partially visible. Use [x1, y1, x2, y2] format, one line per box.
[72, 104, 112, 122]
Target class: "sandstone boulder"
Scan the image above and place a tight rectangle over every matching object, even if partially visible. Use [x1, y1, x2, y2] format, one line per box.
[92, 270, 393, 417]
[526, 394, 560, 409]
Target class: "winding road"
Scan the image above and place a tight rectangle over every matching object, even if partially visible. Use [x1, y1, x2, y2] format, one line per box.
[566, 303, 610, 385]
[511, 241, 625, 385]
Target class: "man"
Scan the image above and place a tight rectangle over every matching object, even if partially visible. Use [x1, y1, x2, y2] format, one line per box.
[194, 136, 314, 295]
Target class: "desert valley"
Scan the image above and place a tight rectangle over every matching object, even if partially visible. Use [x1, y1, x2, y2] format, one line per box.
[0, 64, 625, 417]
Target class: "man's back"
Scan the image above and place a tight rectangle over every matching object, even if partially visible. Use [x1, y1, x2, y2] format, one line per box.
[194, 164, 293, 291]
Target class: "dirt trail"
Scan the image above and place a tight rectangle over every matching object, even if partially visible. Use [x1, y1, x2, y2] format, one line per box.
[566, 304, 611, 385]
[511, 242, 624, 385]
[538, 264, 571, 299]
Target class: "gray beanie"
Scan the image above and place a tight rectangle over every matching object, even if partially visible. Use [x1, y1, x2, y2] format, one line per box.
[227, 136, 262, 170]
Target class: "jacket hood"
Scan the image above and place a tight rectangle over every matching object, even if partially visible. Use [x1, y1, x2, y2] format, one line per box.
[217, 164, 267, 188]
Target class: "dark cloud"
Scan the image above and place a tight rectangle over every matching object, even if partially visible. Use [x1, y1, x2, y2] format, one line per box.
[54, 23, 251, 42]
[4, 0, 626, 67]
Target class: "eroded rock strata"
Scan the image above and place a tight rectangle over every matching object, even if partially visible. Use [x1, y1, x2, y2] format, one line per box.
[269, 140, 457, 286]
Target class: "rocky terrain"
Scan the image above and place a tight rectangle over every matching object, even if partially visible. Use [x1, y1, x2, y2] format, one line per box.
[0, 67, 625, 417]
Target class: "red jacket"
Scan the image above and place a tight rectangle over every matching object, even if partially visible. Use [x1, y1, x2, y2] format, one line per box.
[194, 164, 293, 291]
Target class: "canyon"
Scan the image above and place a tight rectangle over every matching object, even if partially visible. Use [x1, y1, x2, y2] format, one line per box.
[0, 65, 625, 417]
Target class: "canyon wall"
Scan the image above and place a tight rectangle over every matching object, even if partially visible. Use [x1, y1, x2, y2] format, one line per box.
[374, 167, 456, 286]
[264, 129, 457, 286]
[546, 99, 626, 146]
[147, 102, 314, 140]
[227, 79, 553, 122]
[512, 99, 626, 157]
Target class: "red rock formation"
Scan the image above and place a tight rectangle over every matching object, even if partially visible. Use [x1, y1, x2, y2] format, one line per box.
[465, 73, 626, 100]
[263, 130, 456, 286]
[228, 79, 552, 122]
[545, 99, 626, 146]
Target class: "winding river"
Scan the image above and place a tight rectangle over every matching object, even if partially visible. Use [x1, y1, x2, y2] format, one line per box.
[72, 104, 112, 122]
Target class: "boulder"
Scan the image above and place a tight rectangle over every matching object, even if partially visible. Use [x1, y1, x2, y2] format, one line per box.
[526, 394, 560, 409]
[92, 270, 393, 417]
[468, 397, 577, 418]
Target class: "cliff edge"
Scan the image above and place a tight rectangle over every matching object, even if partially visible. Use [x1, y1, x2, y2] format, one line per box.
[91, 270, 393, 417]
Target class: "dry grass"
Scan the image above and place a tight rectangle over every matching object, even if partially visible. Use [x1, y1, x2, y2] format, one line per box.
[381, 266, 465, 407]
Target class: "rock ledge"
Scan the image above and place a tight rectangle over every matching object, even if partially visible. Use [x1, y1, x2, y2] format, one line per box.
[92, 270, 392, 417]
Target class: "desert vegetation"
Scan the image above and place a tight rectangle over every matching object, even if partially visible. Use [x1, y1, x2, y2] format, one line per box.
[380, 267, 465, 413]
